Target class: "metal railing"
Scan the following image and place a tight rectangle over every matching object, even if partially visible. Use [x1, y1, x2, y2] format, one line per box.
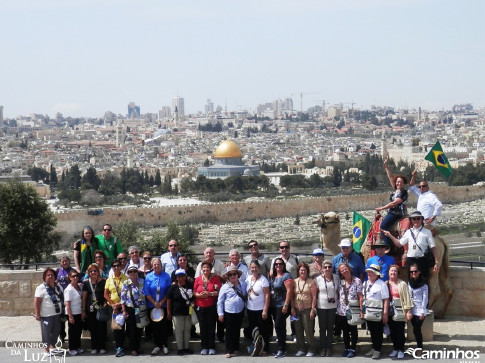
[449, 259, 485, 269]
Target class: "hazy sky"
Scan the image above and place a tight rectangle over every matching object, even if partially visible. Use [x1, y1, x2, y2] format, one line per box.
[1, 0, 484, 118]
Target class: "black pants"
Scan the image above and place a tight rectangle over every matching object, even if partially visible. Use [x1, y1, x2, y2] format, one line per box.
[388, 319, 406, 351]
[335, 315, 357, 350]
[270, 306, 289, 352]
[125, 306, 142, 352]
[410, 315, 425, 348]
[366, 320, 383, 351]
[196, 304, 217, 350]
[317, 308, 336, 350]
[86, 310, 107, 350]
[247, 309, 271, 351]
[68, 314, 83, 351]
[224, 311, 244, 354]
[149, 307, 169, 348]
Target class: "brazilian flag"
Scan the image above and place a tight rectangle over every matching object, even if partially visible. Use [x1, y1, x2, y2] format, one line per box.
[352, 212, 371, 253]
[425, 141, 452, 178]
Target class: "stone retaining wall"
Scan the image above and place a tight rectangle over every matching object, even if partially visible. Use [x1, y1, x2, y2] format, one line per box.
[1, 266, 484, 317]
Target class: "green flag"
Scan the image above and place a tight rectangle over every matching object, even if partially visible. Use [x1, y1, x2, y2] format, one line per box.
[352, 212, 371, 253]
[425, 141, 452, 178]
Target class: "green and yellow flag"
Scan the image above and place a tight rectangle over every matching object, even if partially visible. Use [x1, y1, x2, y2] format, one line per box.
[425, 141, 452, 178]
[352, 212, 371, 253]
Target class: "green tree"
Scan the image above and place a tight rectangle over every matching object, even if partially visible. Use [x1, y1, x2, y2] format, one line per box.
[99, 171, 122, 196]
[81, 167, 100, 190]
[49, 165, 58, 187]
[27, 167, 50, 183]
[0, 179, 60, 266]
[114, 221, 142, 249]
[154, 169, 162, 186]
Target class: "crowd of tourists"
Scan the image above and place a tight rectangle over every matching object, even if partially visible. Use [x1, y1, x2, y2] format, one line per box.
[34, 219, 433, 359]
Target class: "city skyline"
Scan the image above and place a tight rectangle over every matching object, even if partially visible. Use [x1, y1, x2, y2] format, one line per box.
[1, 0, 484, 118]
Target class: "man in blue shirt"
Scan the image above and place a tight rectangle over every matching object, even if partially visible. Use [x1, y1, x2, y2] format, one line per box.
[331, 239, 365, 281]
[365, 240, 395, 282]
[160, 240, 181, 277]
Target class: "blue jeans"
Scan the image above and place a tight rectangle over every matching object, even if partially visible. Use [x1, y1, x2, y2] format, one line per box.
[380, 212, 401, 246]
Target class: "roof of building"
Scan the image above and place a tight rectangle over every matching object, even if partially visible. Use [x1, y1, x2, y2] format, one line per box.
[214, 140, 242, 158]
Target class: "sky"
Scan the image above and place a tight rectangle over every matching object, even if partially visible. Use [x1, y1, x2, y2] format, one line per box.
[1, 0, 484, 118]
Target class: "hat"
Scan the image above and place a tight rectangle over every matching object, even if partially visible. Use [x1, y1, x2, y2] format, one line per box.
[312, 248, 324, 256]
[224, 265, 242, 278]
[127, 265, 139, 273]
[150, 308, 164, 322]
[371, 240, 389, 249]
[409, 211, 424, 219]
[174, 268, 186, 276]
[338, 239, 352, 248]
[365, 264, 382, 277]
[115, 312, 125, 326]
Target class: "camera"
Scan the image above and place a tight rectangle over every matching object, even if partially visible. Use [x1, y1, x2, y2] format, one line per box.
[328, 298, 336, 303]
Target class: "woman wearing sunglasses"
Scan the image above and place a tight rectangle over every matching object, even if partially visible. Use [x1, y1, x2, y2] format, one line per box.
[140, 251, 153, 278]
[407, 264, 428, 357]
[64, 271, 84, 355]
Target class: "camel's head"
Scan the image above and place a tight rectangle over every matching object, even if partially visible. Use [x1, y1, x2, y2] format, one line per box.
[313, 211, 340, 229]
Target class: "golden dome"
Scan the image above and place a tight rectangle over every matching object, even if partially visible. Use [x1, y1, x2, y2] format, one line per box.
[213, 140, 242, 158]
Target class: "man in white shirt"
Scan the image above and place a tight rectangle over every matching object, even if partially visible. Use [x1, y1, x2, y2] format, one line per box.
[224, 249, 248, 282]
[195, 247, 225, 277]
[160, 239, 181, 276]
[409, 170, 442, 227]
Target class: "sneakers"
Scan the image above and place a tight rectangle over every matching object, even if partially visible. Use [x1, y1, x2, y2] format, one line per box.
[342, 349, 349, 357]
[151, 347, 161, 356]
[91, 350, 97, 355]
[397, 351, 405, 359]
[69, 350, 78, 356]
[347, 349, 356, 358]
[209, 349, 216, 355]
[115, 348, 125, 358]
[274, 350, 286, 359]
[306, 352, 314, 357]
[372, 350, 380, 359]
[99, 349, 106, 354]
[162, 346, 169, 354]
[389, 350, 398, 357]
[365, 349, 374, 357]
[295, 350, 306, 357]
[201, 349, 208, 355]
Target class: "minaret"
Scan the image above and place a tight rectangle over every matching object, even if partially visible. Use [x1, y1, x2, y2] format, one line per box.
[116, 121, 121, 147]
[381, 131, 388, 159]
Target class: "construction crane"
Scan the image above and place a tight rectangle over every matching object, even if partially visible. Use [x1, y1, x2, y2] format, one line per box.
[291, 91, 321, 113]
[344, 101, 357, 117]
[313, 99, 328, 111]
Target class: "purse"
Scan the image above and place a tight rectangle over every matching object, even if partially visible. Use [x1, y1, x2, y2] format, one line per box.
[346, 299, 364, 326]
[135, 304, 150, 328]
[96, 305, 110, 322]
[364, 299, 383, 322]
[391, 298, 406, 322]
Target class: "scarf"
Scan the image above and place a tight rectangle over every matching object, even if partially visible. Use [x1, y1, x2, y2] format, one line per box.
[409, 276, 426, 289]
[44, 283, 64, 314]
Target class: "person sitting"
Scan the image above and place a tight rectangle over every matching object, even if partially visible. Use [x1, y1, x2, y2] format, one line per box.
[409, 170, 442, 234]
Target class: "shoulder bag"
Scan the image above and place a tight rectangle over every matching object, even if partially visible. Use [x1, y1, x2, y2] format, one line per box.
[363, 281, 383, 322]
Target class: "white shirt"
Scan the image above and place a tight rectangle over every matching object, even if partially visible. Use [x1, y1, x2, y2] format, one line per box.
[64, 284, 83, 315]
[195, 259, 225, 277]
[35, 283, 62, 317]
[399, 227, 436, 258]
[409, 186, 443, 225]
[245, 274, 269, 311]
[363, 279, 389, 301]
[315, 274, 339, 309]
[160, 251, 180, 276]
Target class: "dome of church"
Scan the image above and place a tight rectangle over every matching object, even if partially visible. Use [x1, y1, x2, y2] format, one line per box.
[213, 140, 242, 158]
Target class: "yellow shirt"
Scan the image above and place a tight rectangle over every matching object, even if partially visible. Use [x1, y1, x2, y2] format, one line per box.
[105, 274, 128, 305]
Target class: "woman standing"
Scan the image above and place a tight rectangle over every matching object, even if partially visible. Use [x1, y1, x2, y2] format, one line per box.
[308, 248, 325, 279]
[270, 257, 294, 359]
[171, 254, 196, 283]
[336, 263, 363, 358]
[64, 270, 84, 355]
[194, 259, 221, 355]
[34, 268, 64, 355]
[56, 256, 73, 343]
[84, 250, 110, 279]
[217, 265, 247, 358]
[363, 264, 389, 360]
[82, 263, 107, 355]
[167, 269, 194, 355]
[120, 265, 146, 356]
[315, 260, 339, 357]
[387, 265, 413, 359]
[291, 262, 318, 357]
[140, 251, 153, 278]
[376, 156, 408, 247]
[73, 226, 98, 274]
[245, 260, 270, 356]
[407, 264, 428, 357]
[104, 259, 128, 357]
[144, 257, 172, 356]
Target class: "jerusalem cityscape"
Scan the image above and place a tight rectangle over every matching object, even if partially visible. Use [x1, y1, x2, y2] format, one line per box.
[0, 1, 484, 362]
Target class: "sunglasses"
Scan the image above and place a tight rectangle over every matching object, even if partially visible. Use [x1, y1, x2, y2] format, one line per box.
[130, 251, 139, 254]
[95, 256, 103, 259]
[274, 263, 284, 266]
[70, 275, 80, 278]
[118, 257, 127, 260]
[410, 270, 419, 273]
[248, 244, 257, 248]
[128, 270, 138, 274]
[112, 265, 121, 268]
[143, 257, 152, 260]
[411, 217, 422, 221]
[341, 246, 350, 249]
[279, 246, 289, 249]
[88, 270, 98, 273]
[418, 185, 428, 189]
[227, 272, 238, 277]
[103, 229, 112, 231]
[323, 266, 332, 269]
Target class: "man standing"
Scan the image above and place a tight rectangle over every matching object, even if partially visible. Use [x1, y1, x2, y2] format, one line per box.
[224, 249, 248, 282]
[109, 252, 129, 277]
[365, 241, 395, 282]
[270, 241, 299, 279]
[331, 239, 365, 282]
[409, 170, 443, 228]
[127, 246, 143, 269]
[195, 247, 225, 277]
[243, 240, 271, 278]
[96, 224, 123, 267]
[160, 240, 181, 276]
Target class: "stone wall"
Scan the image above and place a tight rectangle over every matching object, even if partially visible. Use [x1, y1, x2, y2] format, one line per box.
[1, 266, 484, 317]
[54, 185, 485, 237]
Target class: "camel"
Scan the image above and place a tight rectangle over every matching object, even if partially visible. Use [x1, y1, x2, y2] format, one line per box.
[313, 211, 454, 318]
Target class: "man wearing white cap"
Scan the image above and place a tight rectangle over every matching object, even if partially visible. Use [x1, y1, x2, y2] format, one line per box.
[331, 239, 365, 282]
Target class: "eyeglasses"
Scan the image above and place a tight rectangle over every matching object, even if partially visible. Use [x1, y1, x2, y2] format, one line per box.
[88, 270, 98, 273]
[341, 246, 350, 249]
[128, 270, 138, 274]
[274, 263, 284, 266]
[95, 256, 103, 259]
[118, 257, 127, 260]
[418, 185, 428, 189]
[143, 257, 152, 260]
[178, 259, 187, 262]
[112, 265, 120, 268]
[70, 275, 80, 278]
[130, 251, 139, 254]
[227, 272, 238, 277]
[248, 244, 257, 248]
[411, 217, 422, 221]
[375, 246, 386, 249]
[279, 245, 289, 250]
[410, 270, 419, 274]
[103, 228, 112, 231]
[323, 266, 332, 269]
[169, 244, 178, 247]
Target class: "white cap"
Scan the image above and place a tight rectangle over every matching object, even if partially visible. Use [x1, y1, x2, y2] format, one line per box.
[338, 239, 352, 247]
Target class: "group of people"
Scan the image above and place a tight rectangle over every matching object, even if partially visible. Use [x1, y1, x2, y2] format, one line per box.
[35, 221, 433, 359]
